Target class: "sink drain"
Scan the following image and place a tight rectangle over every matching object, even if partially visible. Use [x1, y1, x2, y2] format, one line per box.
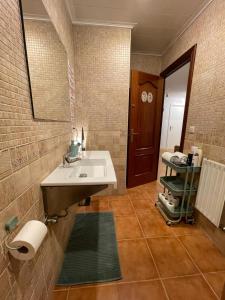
[79, 173, 88, 178]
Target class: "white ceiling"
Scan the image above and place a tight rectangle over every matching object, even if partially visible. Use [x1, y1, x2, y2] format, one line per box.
[22, 0, 212, 55]
[66, 0, 212, 54]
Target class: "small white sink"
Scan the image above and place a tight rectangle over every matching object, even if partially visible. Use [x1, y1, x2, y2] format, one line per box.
[69, 159, 106, 178]
[41, 151, 117, 187]
[41, 151, 117, 216]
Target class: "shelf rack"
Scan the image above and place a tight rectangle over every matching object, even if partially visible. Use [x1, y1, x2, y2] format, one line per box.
[156, 158, 201, 225]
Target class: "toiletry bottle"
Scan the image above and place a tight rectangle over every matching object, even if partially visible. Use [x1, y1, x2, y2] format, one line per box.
[70, 140, 77, 157]
[191, 146, 198, 154]
[193, 152, 199, 167]
[81, 127, 85, 151]
[197, 148, 203, 166]
[187, 153, 193, 166]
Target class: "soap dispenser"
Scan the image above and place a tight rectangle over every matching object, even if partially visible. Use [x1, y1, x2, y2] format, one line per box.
[70, 128, 81, 158]
[70, 140, 78, 157]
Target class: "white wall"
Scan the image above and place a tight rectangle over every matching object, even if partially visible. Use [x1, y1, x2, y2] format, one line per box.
[160, 63, 190, 149]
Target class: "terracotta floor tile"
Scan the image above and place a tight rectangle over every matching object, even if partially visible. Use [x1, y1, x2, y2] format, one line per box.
[127, 189, 150, 199]
[172, 223, 204, 236]
[68, 282, 116, 290]
[204, 272, 225, 298]
[76, 198, 110, 213]
[92, 195, 110, 201]
[180, 235, 225, 272]
[54, 286, 69, 291]
[118, 239, 158, 282]
[147, 188, 163, 198]
[68, 285, 118, 300]
[115, 216, 143, 240]
[130, 198, 154, 210]
[54, 181, 225, 299]
[137, 212, 174, 237]
[137, 181, 161, 192]
[163, 275, 217, 300]
[147, 237, 198, 277]
[149, 193, 159, 204]
[52, 290, 68, 300]
[117, 280, 167, 300]
[106, 194, 130, 201]
[109, 199, 134, 216]
[89, 198, 110, 211]
[136, 208, 161, 215]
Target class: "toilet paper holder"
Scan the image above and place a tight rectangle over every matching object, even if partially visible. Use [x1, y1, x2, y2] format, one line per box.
[4, 216, 21, 251]
[4, 217, 48, 261]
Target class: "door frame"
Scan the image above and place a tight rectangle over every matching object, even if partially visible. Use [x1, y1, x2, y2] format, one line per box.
[160, 44, 197, 151]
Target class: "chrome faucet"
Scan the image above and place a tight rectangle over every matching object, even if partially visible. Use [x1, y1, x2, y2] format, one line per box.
[63, 153, 81, 167]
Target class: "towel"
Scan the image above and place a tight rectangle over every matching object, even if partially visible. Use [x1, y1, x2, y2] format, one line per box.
[162, 151, 187, 163]
[162, 152, 174, 161]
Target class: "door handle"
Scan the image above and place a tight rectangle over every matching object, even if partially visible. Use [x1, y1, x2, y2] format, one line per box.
[129, 129, 138, 143]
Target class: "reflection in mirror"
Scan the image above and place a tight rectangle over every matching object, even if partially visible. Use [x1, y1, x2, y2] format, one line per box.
[21, 0, 70, 121]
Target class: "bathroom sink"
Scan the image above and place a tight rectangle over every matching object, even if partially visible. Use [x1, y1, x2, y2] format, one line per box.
[41, 151, 117, 216]
[41, 152, 116, 186]
[69, 159, 106, 178]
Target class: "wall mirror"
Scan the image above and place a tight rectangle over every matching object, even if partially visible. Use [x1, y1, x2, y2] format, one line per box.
[20, 0, 71, 121]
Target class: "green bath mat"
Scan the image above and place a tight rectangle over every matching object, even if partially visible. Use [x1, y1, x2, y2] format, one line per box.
[57, 212, 122, 285]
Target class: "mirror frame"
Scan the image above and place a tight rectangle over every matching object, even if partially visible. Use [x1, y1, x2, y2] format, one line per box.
[18, 0, 71, 123]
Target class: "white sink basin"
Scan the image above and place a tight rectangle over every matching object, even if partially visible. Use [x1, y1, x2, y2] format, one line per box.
[69, 159, 106, 178]
[41, 151, 117, 187]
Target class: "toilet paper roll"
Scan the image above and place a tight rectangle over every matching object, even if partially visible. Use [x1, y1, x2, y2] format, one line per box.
[9, 220, 47, 261]
[159, 193, 175, 212]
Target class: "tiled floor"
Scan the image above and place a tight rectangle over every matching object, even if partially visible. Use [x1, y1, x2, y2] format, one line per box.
[52, 182, 225, 300]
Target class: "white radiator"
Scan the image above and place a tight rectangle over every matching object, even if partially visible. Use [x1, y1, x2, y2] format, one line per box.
[195, 158, 225, 228]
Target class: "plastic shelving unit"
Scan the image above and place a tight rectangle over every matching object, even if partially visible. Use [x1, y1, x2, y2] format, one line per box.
[156, 158, 201, 225]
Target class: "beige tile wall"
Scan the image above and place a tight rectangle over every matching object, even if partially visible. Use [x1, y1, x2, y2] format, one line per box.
[73, 25, 131, 194]
[162, 0, 225, 164]
[0, 0, 75, 299]
[131, 53, 161, 75]
[161, 0, 225, 253]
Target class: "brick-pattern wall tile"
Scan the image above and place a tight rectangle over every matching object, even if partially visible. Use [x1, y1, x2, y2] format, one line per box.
[0, 270, 11, 300]
[161, 0, 225, 255]
[73, 26, 131, 194]
[162, 0, 225, 164]
[0, 1, 75, 299]
[0, 150, 12, 180]
[131, 53, 161, 75]
[0, 176, 15, 211]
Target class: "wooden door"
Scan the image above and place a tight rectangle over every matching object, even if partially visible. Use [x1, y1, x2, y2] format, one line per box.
[127, 70, 164, 188]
